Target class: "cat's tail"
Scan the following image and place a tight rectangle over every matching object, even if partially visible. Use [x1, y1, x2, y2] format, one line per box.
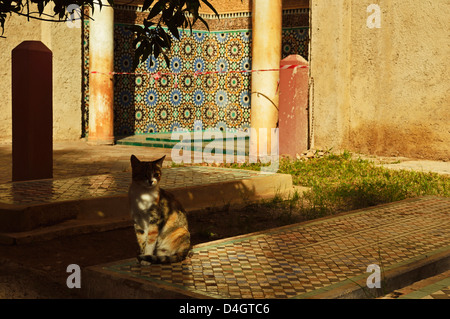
[137, 249, 191, 264]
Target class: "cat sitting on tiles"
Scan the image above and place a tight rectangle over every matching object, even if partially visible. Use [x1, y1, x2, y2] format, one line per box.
[128, 155, 190, 264]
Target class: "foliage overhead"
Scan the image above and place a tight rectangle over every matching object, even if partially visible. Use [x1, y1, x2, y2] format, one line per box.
[0, 0, 219, 70]
[129, 0, 218, 70]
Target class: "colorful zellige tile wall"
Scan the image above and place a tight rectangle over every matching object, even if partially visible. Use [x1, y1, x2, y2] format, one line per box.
[83, 13, 309, 137]
[113, 26, 254, 136]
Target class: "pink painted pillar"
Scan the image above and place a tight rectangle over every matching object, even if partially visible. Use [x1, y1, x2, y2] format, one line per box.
[278, 55, 309, 157]
[12, 41, 53, 181]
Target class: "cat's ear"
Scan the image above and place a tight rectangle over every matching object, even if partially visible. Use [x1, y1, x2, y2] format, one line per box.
[154, 155, 166, 168]
[130, 155, 140, 167]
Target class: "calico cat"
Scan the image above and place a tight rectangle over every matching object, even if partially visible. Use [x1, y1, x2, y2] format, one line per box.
[128, 154, 190, 264]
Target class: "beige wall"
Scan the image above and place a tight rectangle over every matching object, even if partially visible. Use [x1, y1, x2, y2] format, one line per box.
[310, 0, 450, 160]
[0, 5, 82, 143]
[197, 0, 309, 14]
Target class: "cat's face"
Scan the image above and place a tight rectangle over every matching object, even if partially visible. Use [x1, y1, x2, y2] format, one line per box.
[130, 155, 165, 188]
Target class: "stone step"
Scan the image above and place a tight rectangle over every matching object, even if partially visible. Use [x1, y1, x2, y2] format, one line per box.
[145, 131, 250, 143]
[0, 166, 300, 244]
[116, 133, 250, 155]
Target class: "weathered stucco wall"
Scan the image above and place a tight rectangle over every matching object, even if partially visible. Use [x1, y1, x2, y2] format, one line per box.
[310, 0, 449, 160]
[197, 0, 309, 14]
[0, 5, 82, 143]
[309, 0, 353, 151]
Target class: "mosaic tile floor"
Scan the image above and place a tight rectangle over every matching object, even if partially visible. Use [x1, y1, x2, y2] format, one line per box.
[98, 196, 450, 299]
[381, 270, 450, 299]
[0, 167, 260, 206]
[421, 286, 450, 299]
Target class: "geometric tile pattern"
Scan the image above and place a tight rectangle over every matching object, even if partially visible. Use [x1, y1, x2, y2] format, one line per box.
[103, 196, 450, 299]
[0, 167, 261, 206]
[112, 26, 308, 136]
[282, 28, 309, 59]
[114, 25, 254, 135]
[83, 21, 309, 137]
[422, 286, 450, 299]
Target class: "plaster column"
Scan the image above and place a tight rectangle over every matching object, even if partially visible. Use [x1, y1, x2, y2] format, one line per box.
[88, 4, 114, 145]
[250, 0, 282, 153]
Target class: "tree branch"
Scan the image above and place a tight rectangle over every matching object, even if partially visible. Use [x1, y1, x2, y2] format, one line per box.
[13, 9, 94, 23]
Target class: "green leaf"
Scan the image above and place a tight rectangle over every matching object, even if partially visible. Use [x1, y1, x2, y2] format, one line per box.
[37, 1, 45, 15]
[186, 15, 193, 34]
[172, 9, 185, 29]
[142, 0, 155, 12]
[197, 15, 210, 32]
[141, 46, 153, 65]
[128, 25, 144, 34]
[201, 0, 219, 18]
[143, 19, 155, 28]
[133, 42, 145, 70]
[162, 2, 175, 22]
[155, 29, 169, 47]
[0, 13, 5, 36]
[160, 29, 172, 47]
[191, 10, 199, 26]
[147, 0, 165, 20]
[163, 53, 171, 68]
[154, 42, 161, 58]
[132, 36, 141, 48]
[167, 21, 180, 39]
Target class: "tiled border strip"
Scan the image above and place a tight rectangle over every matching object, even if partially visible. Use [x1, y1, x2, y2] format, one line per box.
[398, 275, 450, 299]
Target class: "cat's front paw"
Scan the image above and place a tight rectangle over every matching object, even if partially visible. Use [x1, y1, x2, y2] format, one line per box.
[137, 254, 152, 266]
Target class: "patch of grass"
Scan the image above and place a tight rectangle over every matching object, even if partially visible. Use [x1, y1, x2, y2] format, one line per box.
[284, 152, 448, 214]
[175, 151, 448, 238]
[208, 151, 449, 217]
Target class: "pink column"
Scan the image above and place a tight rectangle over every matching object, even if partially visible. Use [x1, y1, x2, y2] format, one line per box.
[12, 41, 53, 181]
[278, 55, 309, 157]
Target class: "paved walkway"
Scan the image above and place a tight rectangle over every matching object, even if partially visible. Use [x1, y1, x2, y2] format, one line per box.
[379, 160, 450, 176]
[0, 140, 174, 184]
[85, 196, 450, 299]
[0, 141, 448, 298]
[0, 167, 261, 206]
